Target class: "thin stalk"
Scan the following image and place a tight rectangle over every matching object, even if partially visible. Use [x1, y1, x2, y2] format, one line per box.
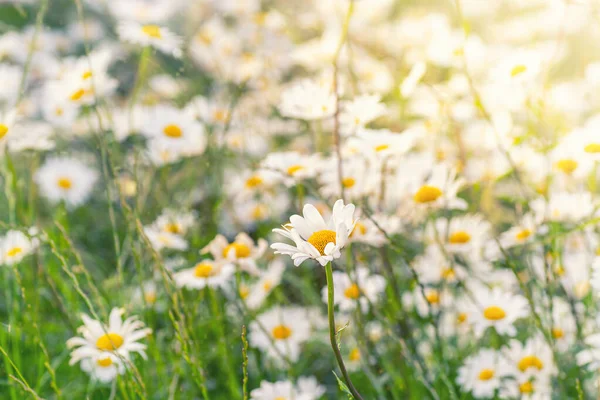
[325, 262, 363, 400]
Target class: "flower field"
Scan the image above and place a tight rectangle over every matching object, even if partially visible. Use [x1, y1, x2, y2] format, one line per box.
[1, 0, 600, 399]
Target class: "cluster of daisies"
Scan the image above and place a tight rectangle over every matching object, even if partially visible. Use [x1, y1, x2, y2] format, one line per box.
[3, 0, 600, 398]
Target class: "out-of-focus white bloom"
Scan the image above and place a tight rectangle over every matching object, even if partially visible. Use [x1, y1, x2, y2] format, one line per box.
[250, 376, 326, 400]
[243, 259, 286, 310]
[202, 233, 267, 276]
[174, 260, 235, 290]
[321, 267, 386, 312]
[6, 122, 55, 152]
[143, 226, 188, 252]
[34, 157, 98, 208]
[117, 21, 182, 57]
[279, 78, 336, 120]
[457, 349, 511, 398]
[530, 192, 596, 224]
[0, 230, 38, 266]
[339, 94, 387, 135]
[468, 287, 529, 337]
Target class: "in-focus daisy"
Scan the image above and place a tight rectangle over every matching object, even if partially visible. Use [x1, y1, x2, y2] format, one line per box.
[0, 230, 38, 266]
[321, 267, 386, 312]
[248, 306, 314, 362]
[202, 233, 267, 276]
[34, 156, 98, 208]
[174, 259, 235, 290]
[117, 21, 182, 57]
[468, 287, 529, 337]
[456, 349, 511, 398]
[271, 199, 357, 266]
[67, 308, 152, 381]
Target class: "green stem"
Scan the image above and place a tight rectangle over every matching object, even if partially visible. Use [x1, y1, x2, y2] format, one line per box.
[325, 262, 363, 400]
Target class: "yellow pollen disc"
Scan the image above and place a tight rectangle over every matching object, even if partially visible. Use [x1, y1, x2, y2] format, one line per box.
[350, 222, 367, 237]
[141, 25, 162, 38]
[596, 247, 600, 256]
[96, 357, 113, 367]
[349, 348, 361, 362]
[252, 205, 266, 220]
[82, 71, 92, 80]
[213, 109, 228, 122]
[194, 263, 214, 278]
[551, 327, 564, 339]
[287, 165, 304, 176]
[163, 124, 183, 138]
[307, 230, 336, 256]
[96, 333, 124, 351]
[584, 143, 600, 153]
[555, 159, 578, 175]
[478, 369, 495, 381]
[414, 185, 443, 203]
[223, 242, 251, 258]
[239, 285, 250, 299]
[441, 268, 455, 280]
[483, 306, 506, 321]
[511, 64, 527, 77]
[375, 144, 389, 152]
[262, 280, 272, 291]
[518, 355, 544, 372]
[245, 175, 263, 188]
[342, 177, 356, 188]
[274, 398, 286, 400]
[0, 123, 9, 139]
[519, 382, 534, 394]
[272, 324, 292, 340]
[425, 291, 440, 304]
[57, 177, 72, 190]
[70, 88, 85, 101]
[6, 247, 22, 257]
[457, 312, 467, 324]
[554, 265, 565, 276]
[144, 292, 157, 304]
[55, 107, 64, 116]
[321, 105, 328, 112]
[515, 229, 532, 241]
[448, 231, 471, 244]
[165, 223, 181, 234]
[344, 284, 361, 299]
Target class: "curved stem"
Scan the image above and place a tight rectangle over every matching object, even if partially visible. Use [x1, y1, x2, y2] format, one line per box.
[325, 262, 363, 400]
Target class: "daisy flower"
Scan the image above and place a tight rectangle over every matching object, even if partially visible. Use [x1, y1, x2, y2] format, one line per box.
[530, 191, 596, 224]
[498, 214, 538, 249]
[429, 214, 491, 256]
[250, 376, 326, 400]
[320, 267, 386, 312]
[248, 306, 314, 363]
[456, 349, 511, 398]
[468, 287, 529, 337]
[260, 151, 320, 186]
[0, 108, 18, 143]
[143, 225, 188, 252]
[339, 94, 387, 135]
[174, 260, 235, 290]
[348, 212, 401, 248]
[498, 374, 552, 400]
[153, 209, 197, 237]
[548, 297, 576, 352]
[244, 259, 286, 310]
[271, 199, 357, 266]
[318, 156, 376, 201]
[34, 156, 98, 208]
[413, 245, 466, 285]
[67, 308, 152, 380]
[278, 78, 336, 120]
[0, 230, 38, 266]
[202, 233, 267, 276]
[117, 21, 182, 57]
[504, 336, 557, 381]
[79, 352, 125, 383]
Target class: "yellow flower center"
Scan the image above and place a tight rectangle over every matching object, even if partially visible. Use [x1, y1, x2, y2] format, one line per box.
[448, 231, 471, 244]
[425, 290, 440, 304]
[441, 268, 455, 280]
[239, 284, 250, 299]
[274, 398, 286, 400]
[344, 284, 361, 299]
[213, 109, 229, 122]
[287, 165, 304, 175]
[70, 88, 85, 101]
[96, 357, 113, 367]
[57, 178, 72, 190]
[457, 312, 467, 324]
[350, 222, 367, 237]
[141, 25, 162, 39]
[518, 355, 544, 372]
[519, 382, 534, 394]
[144, 292, 157, 304]
[194, 262, 215, 278]
[223, 242, 251, 258]
[96, 333, 124, 351]
[374, 144, 389, 152]
[414, 185, 443, 203]
[6, 247, 22, 257]
[515, 229, 532, 241]
[478, 369, 495, 381]
[252, 205, 267, 220]
[82, 71, 92, 80]
[555, 159, 578, 175]
[272, 324, 292, 340]
[584, 143, 600, 153]
[262, 280, 272, 291]
[55, 107, 64, 116]
[163, 124, 183, 138]
[349, 348, 361, 362]
[307, 230, 336, 256]
[483, 306, 506, 321]
[165, 223, 181, 234]
[0, 123, 9, 139]
[342, 177, 356, 188]
[552, 327, 564, 339]
[511, 64, 527, 77]
[245, 175, 263, 188]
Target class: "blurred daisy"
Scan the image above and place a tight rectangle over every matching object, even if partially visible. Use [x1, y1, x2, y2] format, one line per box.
[279, 78, 336, 120]
[456, 349, 511, 398]
[260, 151, 320, 186]
[339, 94, 387, 135]
[498, 214, 538, 249]
[430, 214, 491, 256]
[530, 192, 596, 224]
[143, 225, 188, 252]
[0, 108, 18, 143]
[250, 376, 326, 400]
[0, 230, 38, 266]
[34, 157, 98, 208]
[244, 259, 286, 310]
[174, 260, 235, 290]
[468, 287, 529, 337]
[504, 336, 556, 382]
[67, 308, 151, 380]
[202, 233, 267, 276]
[153, 209, 197, 236]
[321, 267, 386, 312]
[348, 212, 401, 247]
[117, 21, 182, 57]
[271, 199, 357, 266]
